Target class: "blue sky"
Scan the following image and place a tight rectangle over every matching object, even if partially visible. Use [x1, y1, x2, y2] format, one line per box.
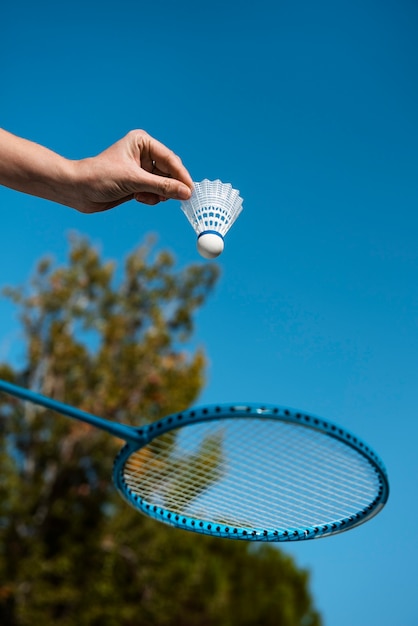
[1, 0, 418, 624]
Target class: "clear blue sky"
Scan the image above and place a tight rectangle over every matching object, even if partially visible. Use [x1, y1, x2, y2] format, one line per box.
[1, 0, 418, 624]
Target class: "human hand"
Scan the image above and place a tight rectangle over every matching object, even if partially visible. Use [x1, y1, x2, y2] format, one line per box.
[73, 130, 193, 213]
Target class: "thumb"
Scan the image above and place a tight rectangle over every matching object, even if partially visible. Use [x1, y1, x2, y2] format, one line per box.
[137, 170, 192, 201]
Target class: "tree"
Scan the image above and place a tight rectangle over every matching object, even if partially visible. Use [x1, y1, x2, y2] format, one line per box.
[0, 234, 322, 626]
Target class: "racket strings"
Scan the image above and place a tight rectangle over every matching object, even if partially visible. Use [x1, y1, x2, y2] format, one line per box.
[124, 427, 377, 529]
[125, 447, 375, 528]
[123, 418, 381, 530]
[127, 437, 371, 522]
[127, 420, 372, 490]
[140, 425, 376, 502]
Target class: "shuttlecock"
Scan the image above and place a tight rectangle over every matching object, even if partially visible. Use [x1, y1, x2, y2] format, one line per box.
[180, 179, 243, 259]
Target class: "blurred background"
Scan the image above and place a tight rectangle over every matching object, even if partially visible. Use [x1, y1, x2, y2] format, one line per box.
[1, 0, 417, 624]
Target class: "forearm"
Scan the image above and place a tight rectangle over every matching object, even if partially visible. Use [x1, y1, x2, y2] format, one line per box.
[0, 128, 77, 206]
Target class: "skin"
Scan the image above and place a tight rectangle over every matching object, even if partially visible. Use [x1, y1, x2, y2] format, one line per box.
[0, 128, 193, 213]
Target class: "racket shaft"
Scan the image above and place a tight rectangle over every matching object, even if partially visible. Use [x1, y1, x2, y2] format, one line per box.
[0, 379, 142, 443]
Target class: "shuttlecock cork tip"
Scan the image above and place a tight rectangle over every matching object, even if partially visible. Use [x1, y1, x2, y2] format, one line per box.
[197, 231, 224, 259]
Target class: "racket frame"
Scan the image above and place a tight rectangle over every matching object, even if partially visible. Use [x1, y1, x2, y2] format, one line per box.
[113, 403, 389, 542]
[0, 380, 389, 542]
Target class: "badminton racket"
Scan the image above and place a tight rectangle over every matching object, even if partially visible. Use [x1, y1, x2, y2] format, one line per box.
[0, 379, 389, 542]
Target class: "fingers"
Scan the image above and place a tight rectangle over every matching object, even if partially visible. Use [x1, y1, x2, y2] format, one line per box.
[136, 168, 192, 201]
[123, 130, 194, 205]
[133, 191, 162, 205]
[146, 136, 194, 191]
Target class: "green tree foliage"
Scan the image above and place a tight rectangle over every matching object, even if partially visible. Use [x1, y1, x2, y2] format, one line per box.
[0, 235, 322, 626]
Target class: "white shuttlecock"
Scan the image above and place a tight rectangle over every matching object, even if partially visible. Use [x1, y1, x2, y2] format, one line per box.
[180, 179, 243, 259]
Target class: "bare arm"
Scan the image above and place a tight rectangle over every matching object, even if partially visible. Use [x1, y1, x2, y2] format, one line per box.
[0, 128, 193, 213]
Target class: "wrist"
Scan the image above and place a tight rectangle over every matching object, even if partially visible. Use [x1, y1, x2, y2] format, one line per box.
[38, 155, 80, 208]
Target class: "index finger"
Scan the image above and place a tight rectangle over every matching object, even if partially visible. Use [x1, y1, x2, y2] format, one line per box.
[148, 138, 193, 190]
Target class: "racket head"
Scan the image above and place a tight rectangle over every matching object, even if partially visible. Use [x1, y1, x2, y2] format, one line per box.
[113, 404, 389, 542]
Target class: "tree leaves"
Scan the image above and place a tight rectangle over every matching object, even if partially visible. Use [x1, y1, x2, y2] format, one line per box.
[0, 234, 321, 626]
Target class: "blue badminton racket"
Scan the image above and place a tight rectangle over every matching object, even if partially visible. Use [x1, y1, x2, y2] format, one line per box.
[0, 379, 389, 542]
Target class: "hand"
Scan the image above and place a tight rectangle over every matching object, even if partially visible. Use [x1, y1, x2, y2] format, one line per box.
[73, 130, 194, 213]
